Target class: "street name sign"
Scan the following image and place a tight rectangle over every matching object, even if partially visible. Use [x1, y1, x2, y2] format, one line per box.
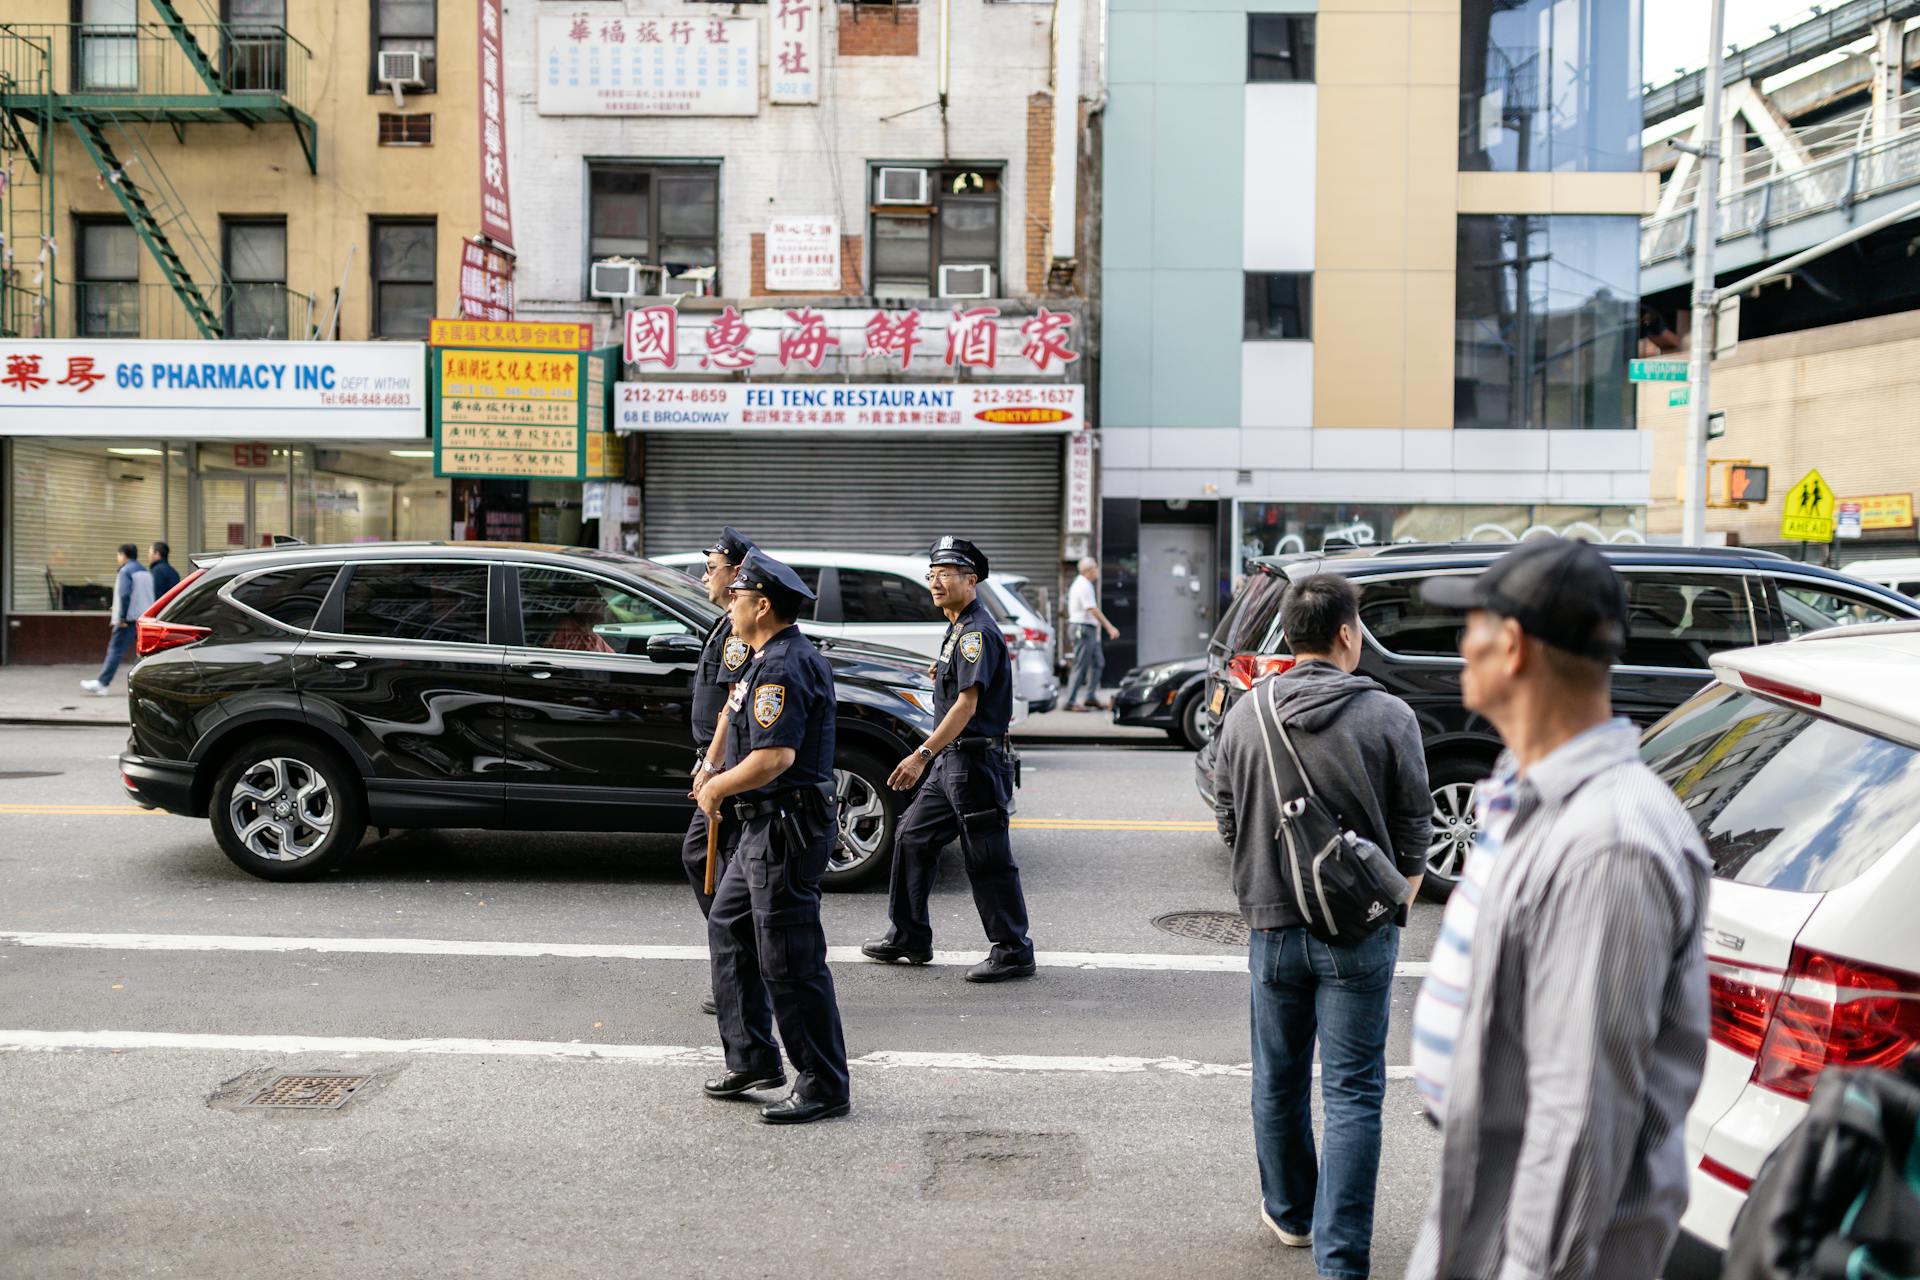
[1630, 359, 1689, 382]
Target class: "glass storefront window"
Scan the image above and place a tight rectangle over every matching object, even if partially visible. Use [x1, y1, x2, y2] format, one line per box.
[1454, 214, 1639, 431]
[1459, 0, 1641, 173]
[8, 439, 169, 611]
[1234, 501, 1645, 577]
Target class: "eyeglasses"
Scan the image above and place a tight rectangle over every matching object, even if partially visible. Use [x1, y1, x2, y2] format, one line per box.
[925, 570, 969, 584]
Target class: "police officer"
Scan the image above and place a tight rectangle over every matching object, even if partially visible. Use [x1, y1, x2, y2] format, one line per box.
[862, 537, 1036, 983]
[683, 527, 756, 1016]
[694, 549, 851, 1125]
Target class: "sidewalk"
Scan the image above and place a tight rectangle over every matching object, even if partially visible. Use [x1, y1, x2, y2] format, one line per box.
[0, 665, 130, 726]
[1015, 694, 1165, 745]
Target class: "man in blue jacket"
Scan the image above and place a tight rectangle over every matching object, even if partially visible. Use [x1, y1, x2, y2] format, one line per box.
[81, 544, 154, 695]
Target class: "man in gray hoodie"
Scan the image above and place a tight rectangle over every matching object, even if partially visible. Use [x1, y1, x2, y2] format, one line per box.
[1213, 572, 1430, 1279]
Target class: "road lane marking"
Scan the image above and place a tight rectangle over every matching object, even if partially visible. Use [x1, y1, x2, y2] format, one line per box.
[0, 930, 1431, 977]
[0, 805, 1214, 830]
[0, 1028, 1418, 1080]
[0, 804, 163, 815]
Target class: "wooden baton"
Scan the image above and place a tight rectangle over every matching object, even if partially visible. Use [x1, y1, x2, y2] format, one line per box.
[704, 810, 720, 896]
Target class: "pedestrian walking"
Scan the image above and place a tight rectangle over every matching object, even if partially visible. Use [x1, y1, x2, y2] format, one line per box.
[1060, 556, 1118, 711]
[1405, 537, 1710, 1280]
[695, 549, 851, 1125]
[148, 542, 181, 599]
[1210, 573, 1430, 1278]
[684, 526, 757, 1015]
[80, 543, 155, 695]
[862, 536, 1036, 983]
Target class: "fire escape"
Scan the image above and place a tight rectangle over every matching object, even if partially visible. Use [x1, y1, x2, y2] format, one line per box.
[0, 1, 317, 339]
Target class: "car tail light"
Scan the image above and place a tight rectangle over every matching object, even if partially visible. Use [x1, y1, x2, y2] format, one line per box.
[143, 568, 204, 621]
[1707, 958, 1784, 1058]
[1742, 673, 1821, 708]
[1752, 949, 1920, 1100]
[1698, 1155, 1754, 1193]
[1020, 627, 1048, 646]
[1225, 653, 1296, 691]
[135, 617, 211, 658]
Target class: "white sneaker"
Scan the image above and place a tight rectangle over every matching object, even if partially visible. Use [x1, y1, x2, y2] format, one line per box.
[1260, 1205, 1311, 1248]
[91, 685, 117, 697]
[80, 679, 103, 693]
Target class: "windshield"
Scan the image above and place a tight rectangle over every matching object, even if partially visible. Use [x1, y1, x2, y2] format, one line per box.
[1642, 684, 1920, 893]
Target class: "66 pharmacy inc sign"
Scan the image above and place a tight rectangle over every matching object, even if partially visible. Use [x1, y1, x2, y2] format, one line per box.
[0, 340, 427, 439]
[616, 382, 1084, 433]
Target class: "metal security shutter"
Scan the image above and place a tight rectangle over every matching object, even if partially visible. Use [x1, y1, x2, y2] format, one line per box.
[642, 434, 1064, 584]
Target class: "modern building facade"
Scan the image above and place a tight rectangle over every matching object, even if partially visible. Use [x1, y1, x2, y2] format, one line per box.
[1098, 0, 1656, 668]
[1, 0, 488, 662]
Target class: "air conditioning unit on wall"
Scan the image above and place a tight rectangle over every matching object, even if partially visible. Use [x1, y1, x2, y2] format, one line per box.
[875, 167, 930, 206]
[378, 50, 422, 107]
[590, 260, 643, 299]
[937, 264, 993, 299]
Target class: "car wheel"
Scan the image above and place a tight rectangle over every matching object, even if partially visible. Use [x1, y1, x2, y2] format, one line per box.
[1419, 756, 1495, 903]
[1176, 689, 1211, 751]
[209, 737, 366, 882]
[824, 747, 899, 890]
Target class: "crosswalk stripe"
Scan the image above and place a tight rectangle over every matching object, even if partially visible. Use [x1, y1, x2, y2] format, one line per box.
[0, 1028, 1419, 1079]
[0, 930, 1431, 977]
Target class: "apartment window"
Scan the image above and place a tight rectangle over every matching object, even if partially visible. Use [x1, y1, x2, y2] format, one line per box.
[224, 219, 288, 339]
[869, 166, 1002, 300]
[1248, 15, 1314, 82]
[370, 0, 436, 94]
[222, 0, 287, 93]
[378, 113, 434, 145]
[1459, 0, 1639, 173]
[76, 218, 139, 337]
[76, 0, 138, 92]
[587, 163, 720, 295]
[1454, 215, 1638, 430]
[371, 219, 435, 338]
[1244, 273, 1311, 340]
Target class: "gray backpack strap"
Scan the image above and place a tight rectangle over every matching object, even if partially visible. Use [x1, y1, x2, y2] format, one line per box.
[1269, 699, 1316, 799]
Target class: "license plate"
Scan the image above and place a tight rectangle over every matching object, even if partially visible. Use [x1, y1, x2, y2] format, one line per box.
[1209, 685, 1225, 715]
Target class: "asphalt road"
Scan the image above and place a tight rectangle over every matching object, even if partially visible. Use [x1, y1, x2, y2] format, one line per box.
[1, 723, 1444, 1280]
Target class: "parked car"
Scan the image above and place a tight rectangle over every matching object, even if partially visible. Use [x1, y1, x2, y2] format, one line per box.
[1111, 655, 1209, 748]
[656, 549, 1054, 714]
[1844, 556, 1920, 599]
[1640, 621, 1920, 1277]
[1192, 542, 1920, 899]
[118, 542, 939, 888]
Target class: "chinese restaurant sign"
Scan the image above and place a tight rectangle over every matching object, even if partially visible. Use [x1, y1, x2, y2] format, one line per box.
[764, 218, 839, 291]
[769, 0, 818, 104]
[622, 305, 1082, 377]
[477, 0, 513, 247]
[0, 340, 426, 438]
[431, 328, 619, 479]
[614, 383, 1084, 433]
[537, 15, 758, 116]
[458, 238, 516, 322]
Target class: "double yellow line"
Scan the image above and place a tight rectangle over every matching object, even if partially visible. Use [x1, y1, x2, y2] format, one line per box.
[0, 803, 163, 815]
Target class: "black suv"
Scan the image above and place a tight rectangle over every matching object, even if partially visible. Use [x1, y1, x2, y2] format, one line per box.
[1194, 543, 1920, 899]
[120, 542, 939, 887]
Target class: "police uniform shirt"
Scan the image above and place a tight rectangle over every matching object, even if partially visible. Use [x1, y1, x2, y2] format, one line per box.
[723, 625, 836, 797]
[935, 597, 1012, 738]
[691, 616, 752, 748]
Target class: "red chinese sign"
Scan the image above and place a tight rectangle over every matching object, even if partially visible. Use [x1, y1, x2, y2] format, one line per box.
[622, 305, 1081, 374]
[458, 238, 515, 322]
[477, 0, 513, 248]
[769, 0, 818, 104]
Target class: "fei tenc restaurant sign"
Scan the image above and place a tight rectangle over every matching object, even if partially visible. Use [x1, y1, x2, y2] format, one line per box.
[0, 340, 427, 438]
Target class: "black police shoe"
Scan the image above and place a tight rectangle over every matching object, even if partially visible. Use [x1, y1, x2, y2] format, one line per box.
[703, 1069, 786, 1099]
[759, 1093, 851, 1125]
[860, 938, 933, 965]
[700, 996, 717, 1016]
[965, 955, 1037, 983]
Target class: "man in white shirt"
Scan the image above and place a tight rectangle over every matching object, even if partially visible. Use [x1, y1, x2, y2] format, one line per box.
[1061, 557, 1119, 712]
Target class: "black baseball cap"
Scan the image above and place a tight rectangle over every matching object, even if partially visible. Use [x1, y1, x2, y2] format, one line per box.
[729, 549, 816, 617]
[703, 526, 755, 563]
[928, 535, 989, 580]
[1422, 537, 1628, 662]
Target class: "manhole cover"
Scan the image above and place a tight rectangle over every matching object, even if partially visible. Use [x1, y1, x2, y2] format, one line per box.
[242, 1074, 371, 1110]
[1151, 910, 1249, 946]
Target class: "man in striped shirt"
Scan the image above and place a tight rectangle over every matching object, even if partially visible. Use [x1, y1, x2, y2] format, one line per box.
[1407, 538, 1710, 1280]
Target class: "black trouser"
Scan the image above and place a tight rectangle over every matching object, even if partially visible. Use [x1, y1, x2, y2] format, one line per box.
[885, 747, 1033, 964]
[707, 811, 849, 1105]
[681, 805, 721, 917]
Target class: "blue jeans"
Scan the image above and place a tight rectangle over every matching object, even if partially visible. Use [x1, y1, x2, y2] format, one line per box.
[97, 624, 135, 687]
[1061, 622, 1104, 707]
[1250, 923, 1398, 1280]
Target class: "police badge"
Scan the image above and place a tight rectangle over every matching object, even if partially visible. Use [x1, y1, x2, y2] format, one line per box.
[723, 636, 749, 671]
[959, 631, 984, 664]
[753, 684, 785, 727]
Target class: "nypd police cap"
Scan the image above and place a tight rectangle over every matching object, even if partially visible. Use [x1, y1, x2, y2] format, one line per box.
[728, 549, 817, 616]
[703, 525, 756, 563]
[928, 535, 989, 581]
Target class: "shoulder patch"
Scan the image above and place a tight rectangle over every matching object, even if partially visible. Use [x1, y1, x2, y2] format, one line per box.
[959, 631, 984, 664]
[753, 684, 786, 728]
[722, 636, 749, 671]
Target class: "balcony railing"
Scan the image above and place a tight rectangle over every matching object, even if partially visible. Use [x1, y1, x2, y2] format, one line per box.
[58, 279, 317, 341]
[0, 23, 312, 118]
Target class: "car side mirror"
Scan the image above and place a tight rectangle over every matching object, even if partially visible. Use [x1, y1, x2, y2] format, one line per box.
[647, 632, 703, 664]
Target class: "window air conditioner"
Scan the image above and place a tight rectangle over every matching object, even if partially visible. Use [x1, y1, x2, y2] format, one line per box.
[876, 167, 931, 206]
[937, 264, 993, 299]
[378, 50, 422, 106]
[591, 260, 642, 299]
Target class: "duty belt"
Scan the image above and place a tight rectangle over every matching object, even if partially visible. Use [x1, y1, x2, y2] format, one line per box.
[950, 735, 1012, 755]
[726, 793, 795, 822]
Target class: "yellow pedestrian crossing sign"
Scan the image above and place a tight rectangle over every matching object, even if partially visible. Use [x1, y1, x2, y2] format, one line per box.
[1781, 468, 1836, 542]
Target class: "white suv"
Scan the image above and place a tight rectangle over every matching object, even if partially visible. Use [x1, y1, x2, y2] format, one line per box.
[1639, 622, 1920, 1276]
[655, 550, 1052, 716]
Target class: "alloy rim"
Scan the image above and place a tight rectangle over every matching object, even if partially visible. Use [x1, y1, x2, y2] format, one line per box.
[830, 767, 886, 875]
[229, 757, 334, 862]
[1426, 782, 1478, 881]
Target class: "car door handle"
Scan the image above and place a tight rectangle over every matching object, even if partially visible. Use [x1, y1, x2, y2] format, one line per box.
[510, 659, 555, 680]
[319, 651, 366, 669]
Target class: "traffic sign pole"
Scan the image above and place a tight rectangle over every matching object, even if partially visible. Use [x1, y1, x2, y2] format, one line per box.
[1682, 0, 1726, 548]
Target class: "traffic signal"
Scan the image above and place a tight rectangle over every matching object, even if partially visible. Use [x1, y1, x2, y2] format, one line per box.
[1728, 464, 1769, 505]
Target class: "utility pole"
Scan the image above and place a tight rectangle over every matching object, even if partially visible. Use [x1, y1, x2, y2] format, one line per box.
[1681, 0, 1727, 546]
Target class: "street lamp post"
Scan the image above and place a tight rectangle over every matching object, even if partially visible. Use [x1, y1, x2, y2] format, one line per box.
[1681, 0, 1727, 547]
